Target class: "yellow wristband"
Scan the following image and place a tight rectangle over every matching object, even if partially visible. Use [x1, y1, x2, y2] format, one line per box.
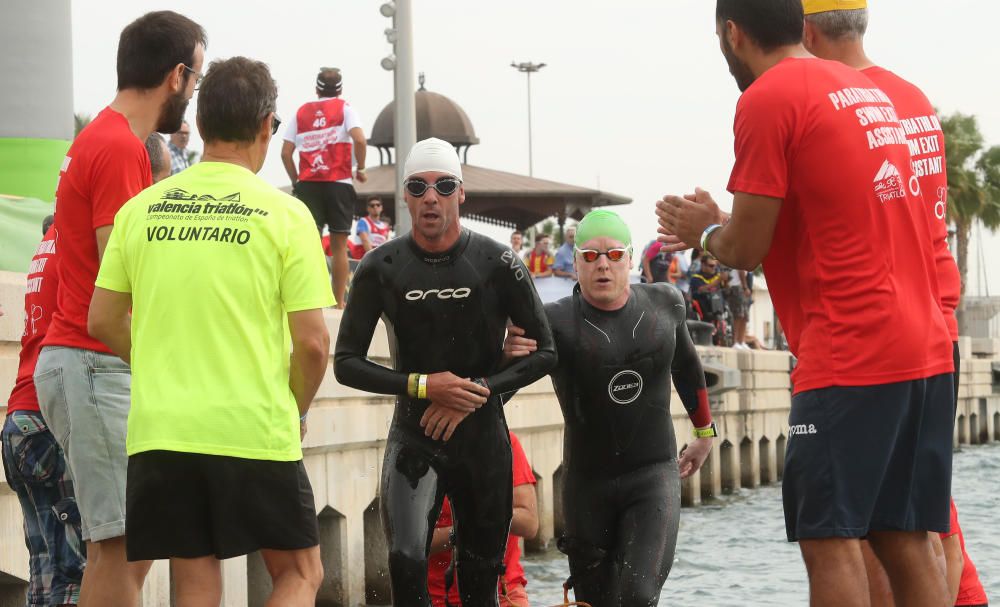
[692, 422, 718, 439]
[408, 373, 418, 398]
[418, 375, 428, 400]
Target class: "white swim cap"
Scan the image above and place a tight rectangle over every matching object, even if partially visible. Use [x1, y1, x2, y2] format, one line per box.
[402, 138, 463, 182]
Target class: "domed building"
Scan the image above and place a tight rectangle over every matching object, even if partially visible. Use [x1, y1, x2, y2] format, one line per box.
[355, 76, 629, 231]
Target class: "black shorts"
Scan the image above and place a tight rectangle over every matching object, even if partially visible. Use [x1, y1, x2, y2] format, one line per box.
[782, 373, 953, 541]
[294, 180, 357, 234]
[126, 451, 319, 560]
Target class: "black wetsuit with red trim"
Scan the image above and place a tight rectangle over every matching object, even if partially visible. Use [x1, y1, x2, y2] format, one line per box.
[333, 229, 556, 607]
[545, 282, 710, 606]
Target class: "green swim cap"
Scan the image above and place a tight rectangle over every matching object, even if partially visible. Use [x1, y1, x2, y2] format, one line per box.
[575, 210, 631, 248]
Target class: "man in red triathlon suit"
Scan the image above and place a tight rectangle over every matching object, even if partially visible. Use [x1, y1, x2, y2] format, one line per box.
[33, 12, 206, 607]
[655, 1, 954, 605]
[350, 196, 393, 258]
[427, 431, 537, 607]
[281, 68, 368, 308]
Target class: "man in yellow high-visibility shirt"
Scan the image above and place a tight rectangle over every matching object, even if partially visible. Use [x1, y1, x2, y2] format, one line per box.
[89, 56, 334, 606]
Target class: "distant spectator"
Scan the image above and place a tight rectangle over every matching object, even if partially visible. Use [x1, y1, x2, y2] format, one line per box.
[42, 214, 54, 234]
[428, 431, 538, 607]
[145, 133, 171, 183]
[670, 250, 691, 295]
[168, 119, 192, 174]
[281, 67, 367, 309]
[510, 230, 524, 254]
[642, 240, 672, 284]
[723, 265, 750, 349]
[524, 234, 555, 278]
[351, 197, 392, 257]
[690, 255, 724, 322]
[552, 226, 577, 281]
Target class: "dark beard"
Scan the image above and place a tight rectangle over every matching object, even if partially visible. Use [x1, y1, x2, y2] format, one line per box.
[721, 35, 756, 93]
[156, 89, 189, 134]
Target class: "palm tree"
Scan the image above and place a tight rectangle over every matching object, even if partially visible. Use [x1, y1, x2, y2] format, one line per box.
[941, 112, 1000, 319]
[74, 113, 92, 138]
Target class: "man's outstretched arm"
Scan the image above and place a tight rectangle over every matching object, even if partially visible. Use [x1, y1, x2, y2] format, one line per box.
[486, 257, 557, 394]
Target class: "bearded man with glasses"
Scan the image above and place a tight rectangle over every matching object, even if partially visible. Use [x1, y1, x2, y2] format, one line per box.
[502, 210, 715, 606]
[334, 137, 556, 606]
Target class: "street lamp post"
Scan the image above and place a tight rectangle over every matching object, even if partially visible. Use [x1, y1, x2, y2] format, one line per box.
[511, 61, 546, 177]
[381, 1, 417, 235]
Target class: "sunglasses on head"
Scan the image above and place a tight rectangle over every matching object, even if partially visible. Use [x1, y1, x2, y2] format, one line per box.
[574, 246, 630, 263]
[404, 178, 461, 197]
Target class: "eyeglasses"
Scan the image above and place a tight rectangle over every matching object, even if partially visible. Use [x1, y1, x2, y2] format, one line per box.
[182, 64, 203, 89]
[270, 113, 282, 136]
[575, 247, 631, 263]
[403, 178, 461, 197]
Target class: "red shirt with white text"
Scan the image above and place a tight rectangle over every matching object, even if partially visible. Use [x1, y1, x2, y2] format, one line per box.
[7, 227, 59, 414]
[863, 66, 960, 340]
[727, 58, 952, 393]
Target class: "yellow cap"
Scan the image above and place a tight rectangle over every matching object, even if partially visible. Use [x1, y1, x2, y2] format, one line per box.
[802, 0, 867, 15]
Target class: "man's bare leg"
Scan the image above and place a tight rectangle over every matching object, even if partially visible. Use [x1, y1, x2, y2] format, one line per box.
[261, 546, 323, 607]
[171, 556, 223, 607]
[860, 539, 895, 607]
[868, 530, 948, 607]
[79, 537, 151, 607]
[330, 233, 349, 308]
[799, 538, 870, 607]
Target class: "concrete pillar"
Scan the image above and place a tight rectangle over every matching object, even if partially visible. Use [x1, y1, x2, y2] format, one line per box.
[364, 499, 391, 605]
[759, 437, 776, 485]
[719, 440, 737, 494]
[317, 507, 348, 606]
[139, 560, 170, 607]
[0, 0, 74, 201]
[699, 447, 721, 500]
[957, 415, 968, 445]
[740, 436, 759, 489]
[682, 468, 702, 507]
[221, 556, 249, 607]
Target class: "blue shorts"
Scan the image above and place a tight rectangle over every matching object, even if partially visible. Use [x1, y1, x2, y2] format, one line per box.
[783, 373, 954, 541]
[34, 345, 131, 542]
[2, 411, 86, 606]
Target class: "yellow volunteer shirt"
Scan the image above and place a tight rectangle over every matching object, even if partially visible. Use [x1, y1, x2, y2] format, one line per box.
[96, 162, 335, 461]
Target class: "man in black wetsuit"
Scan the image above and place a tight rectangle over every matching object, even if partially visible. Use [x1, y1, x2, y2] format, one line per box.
[333, 137, 556, 607]
[505, 210, 715, 606]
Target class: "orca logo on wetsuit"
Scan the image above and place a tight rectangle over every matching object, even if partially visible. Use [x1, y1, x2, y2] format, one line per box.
[608, 370, 643, 405]
[405, 288, 472, 301]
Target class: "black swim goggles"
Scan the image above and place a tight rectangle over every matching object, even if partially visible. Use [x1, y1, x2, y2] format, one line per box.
[403, 177, 462, 197]
[574, 246, 631, 263]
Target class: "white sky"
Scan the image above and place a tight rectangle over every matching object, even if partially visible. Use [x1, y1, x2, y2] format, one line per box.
[70, 0, 1000, 294]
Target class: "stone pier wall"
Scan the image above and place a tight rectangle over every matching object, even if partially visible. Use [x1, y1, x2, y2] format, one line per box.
[1, 270, 997, 606]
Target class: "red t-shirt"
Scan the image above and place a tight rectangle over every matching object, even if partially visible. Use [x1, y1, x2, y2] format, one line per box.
[7, 228, 59, 414]
[863, 66, 960, 341]
[727, 58, 953, 393]
[43, 107, 151, 353]
[940, 500, 988, 606]
[428, 432, 536, 606]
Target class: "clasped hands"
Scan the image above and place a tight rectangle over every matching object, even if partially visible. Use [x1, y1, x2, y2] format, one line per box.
[419, 372, 491, 441]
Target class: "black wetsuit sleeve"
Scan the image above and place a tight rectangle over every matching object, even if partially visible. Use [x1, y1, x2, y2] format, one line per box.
[668, 290, 712, 428]
[486, 259, 557, 395]
[333, 259, 408, 395]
